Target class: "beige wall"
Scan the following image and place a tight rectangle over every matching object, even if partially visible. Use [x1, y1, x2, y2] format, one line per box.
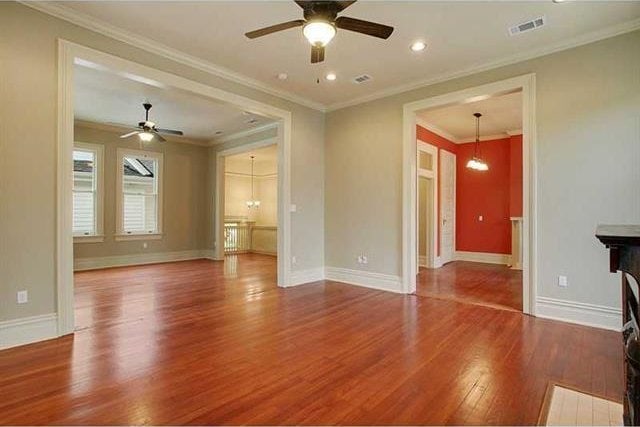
[326, 30, 640, 309]
[224, 174, 278, 225]
[0, 2, 324, 322]
[73, 124, 209, 259]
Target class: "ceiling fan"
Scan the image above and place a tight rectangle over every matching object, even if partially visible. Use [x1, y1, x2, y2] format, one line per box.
[245, 0, 394, 63]
[119, 102, 184, 142]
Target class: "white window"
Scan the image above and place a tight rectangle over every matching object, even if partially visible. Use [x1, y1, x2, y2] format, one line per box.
[73, 143, 104, 242]
[116, 148, 163, 240]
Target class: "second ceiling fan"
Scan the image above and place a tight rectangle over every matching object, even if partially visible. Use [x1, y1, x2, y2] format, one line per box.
[245, 0, 394, 63]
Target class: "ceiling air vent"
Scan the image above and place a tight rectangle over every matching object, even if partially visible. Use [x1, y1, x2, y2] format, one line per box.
[509, 16, 546, 36]
[352, 74, 373, 84]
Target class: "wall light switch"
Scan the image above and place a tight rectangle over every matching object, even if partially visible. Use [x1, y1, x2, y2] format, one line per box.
[290, 204, 297, 213]
[558, 275, 568, 288]
[17, 290, 28, 304]
[292, 256, 297, 265]
[479, 215, 484, 222]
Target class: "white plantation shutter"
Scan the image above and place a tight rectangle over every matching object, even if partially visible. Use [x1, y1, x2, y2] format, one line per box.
[123, 194, 145, 232]
[73, 192, 94, 235]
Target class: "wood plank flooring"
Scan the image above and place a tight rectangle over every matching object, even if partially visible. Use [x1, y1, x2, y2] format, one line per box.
[417, 261, 523, 312]
[0, 254, 622, 425]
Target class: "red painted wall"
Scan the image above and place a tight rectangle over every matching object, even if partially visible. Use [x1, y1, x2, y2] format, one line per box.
[509, 135, 523, 217]
[456, 137, 513, 255]
[416, 126, 523, 256]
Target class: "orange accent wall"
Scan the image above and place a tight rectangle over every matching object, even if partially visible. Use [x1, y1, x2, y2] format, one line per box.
[456, 137, 513, 254]
[509, 135, 523, 217]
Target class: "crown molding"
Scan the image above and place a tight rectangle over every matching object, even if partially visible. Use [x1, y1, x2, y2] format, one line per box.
[23, 2, 640, 114]
[74, 119, 211, 147]
[326, 17, 640, 112]
[212, 122, 279, 145]
[21, 1, 326, 112]
[457, 133, 510, 144]
[507, 128, 523, 136]
[416, 118, 459, 144]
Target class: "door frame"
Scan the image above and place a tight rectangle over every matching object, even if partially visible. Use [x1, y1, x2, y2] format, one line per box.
[402, 74, 537, 314]
[56, 40, 293, 336]
[438, 149, 457, 266]
[417, 140, 438, 269]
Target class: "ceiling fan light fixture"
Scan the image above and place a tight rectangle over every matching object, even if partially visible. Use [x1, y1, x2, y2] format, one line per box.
[303, 21, 336, 47]
[139, 132, 154, 142]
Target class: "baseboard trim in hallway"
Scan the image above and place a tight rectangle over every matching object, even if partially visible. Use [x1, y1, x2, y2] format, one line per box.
[325, 267, 403, 293]
[0, 313, 58, 350]
[536, 296, 622, 331]
[74, 249, 217, 271]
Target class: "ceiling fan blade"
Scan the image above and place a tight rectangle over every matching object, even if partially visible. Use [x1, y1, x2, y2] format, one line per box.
[335, 16, 394, 39]
[156, 128, 184, 136]
[335, 1, 357, 12]
[245, 20, 305, 39]
[120, 131, 140, 139]
[153, 132, 167, 143]
[311, 45, 325, 64]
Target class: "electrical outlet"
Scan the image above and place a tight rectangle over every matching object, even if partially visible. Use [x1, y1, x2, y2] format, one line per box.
[292, 256, 297, 265]
[361, 255, 368, 265]
[143, 242, 148, 249]
[17, 290, 28, 304]
[357, 255, 362, 264]
[479, 215, 484, 222]
[558, 275, 568, 288]
[290, 204, 297, 213]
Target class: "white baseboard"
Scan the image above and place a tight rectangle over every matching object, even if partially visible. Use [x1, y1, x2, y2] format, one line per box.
[288, 267, 325, 287]
[250, 250, 277, 257]
[418, 255, 428, 267]
[325, 267, 403, 293]
[454, 251, 511, 265]
[536, 296, 622, 331]
[0, 313, 58, 350]
[74, 249, 214, 271]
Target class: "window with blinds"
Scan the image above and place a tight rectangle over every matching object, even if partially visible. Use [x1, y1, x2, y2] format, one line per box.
[73, 147, 99, 236]
[118, 150, 162, 236]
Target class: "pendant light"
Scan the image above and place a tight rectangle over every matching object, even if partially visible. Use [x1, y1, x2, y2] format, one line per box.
[466, 113, 489, 171]
[246, 155, 261, 209]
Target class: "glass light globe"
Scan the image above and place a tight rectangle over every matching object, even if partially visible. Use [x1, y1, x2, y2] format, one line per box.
[139, 132, 154, 142]
[303, 21, 336, 47]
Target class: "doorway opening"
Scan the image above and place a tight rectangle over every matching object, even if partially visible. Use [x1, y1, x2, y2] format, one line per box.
[403, 75, 536, 314]
[219, 143, 278, 280]
[57, 41, 292, 336]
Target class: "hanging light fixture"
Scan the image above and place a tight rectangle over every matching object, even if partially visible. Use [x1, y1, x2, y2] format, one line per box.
[246, 155, 261, 209]
[466, 112, 489, 171]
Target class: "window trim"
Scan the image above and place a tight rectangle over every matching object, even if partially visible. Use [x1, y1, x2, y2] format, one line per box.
[73, 142, 104, 243]
[116, 148, 164, 240]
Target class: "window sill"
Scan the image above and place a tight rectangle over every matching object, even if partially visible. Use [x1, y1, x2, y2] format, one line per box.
[74, 235, 105, 243]
[115, 233, 163, 242]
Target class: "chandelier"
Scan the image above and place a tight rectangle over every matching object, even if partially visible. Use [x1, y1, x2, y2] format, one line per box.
[466, 112, 489, 171]
[246, 155, 261, 209]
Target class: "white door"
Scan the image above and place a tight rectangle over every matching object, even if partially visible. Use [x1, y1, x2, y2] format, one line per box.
[440, 150, 456, 264]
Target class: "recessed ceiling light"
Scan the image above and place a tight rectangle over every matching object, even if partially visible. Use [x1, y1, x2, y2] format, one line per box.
[277, 73, 288, 80]
[410, 41, 427, 52]
[552, 0, 567, 3]
[325, 72, 337, 81]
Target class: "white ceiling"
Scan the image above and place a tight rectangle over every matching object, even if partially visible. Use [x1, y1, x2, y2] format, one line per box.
[418, 91, 522, 142]
[74, 60, 275, 142]
[225, 144, 278, 175]
[56, 1, 640, 110]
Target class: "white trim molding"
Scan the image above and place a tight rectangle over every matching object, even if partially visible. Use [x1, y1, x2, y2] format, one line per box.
[288, 268, 325, 287]
[213, 122, 279, 144]
[0, 314, 58, 350]
[325, 267, 403, 294]
[454, 251, 511, 265]
[73, 250, 216, 271]
[536, 297, 622, 332]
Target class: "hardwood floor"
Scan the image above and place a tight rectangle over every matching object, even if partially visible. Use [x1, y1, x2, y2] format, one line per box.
[0, 254, 621, 425]
[417, 261, 523, 312]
